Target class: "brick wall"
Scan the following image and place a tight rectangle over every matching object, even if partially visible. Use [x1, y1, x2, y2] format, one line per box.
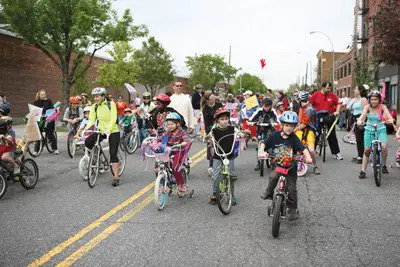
[0, 31, 112, 119]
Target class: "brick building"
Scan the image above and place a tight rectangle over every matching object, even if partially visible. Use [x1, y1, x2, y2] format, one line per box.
[335, 49, 355, 97]
[316, 50, 346, 87]
[360, 0, 399, 110]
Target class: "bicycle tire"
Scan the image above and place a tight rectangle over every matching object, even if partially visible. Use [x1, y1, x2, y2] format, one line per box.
[87, 145, 100, 188]
[260, 159, 264, 177]
[216, 174, 232, 215]
[154, 173, 168, 210]
[110, 147, 127, 177]
[0, 172, 7, 200]
[67, 132, 75, 158]
[125, 131, 138, 154]
[323, 133, 326, 163]
[19, 158, 39, 190]
[342, 134, 356, 145]
[46, 131, 57, 153]
[28, 140, 43, 157]
[272, 195, 283, 238]
[373, 144, 382, 187]
[297, 162, 308, 177]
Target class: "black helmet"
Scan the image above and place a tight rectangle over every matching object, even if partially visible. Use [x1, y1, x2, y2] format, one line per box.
[0, 103, 10, 116]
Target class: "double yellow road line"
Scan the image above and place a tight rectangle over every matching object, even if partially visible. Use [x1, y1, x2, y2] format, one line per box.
[29, 147, 207, 267]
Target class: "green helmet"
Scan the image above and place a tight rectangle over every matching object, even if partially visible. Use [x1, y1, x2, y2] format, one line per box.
[142, 92, 151, 98]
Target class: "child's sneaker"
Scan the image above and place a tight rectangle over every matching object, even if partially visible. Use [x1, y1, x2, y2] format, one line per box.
[288, 208, 299, 221]
[208, 194, 217, 205]
[359, 170, 366, 179]
[208, 167, 213, 177]
[232, 196, 237, 206]
[13, 165, 20, 175]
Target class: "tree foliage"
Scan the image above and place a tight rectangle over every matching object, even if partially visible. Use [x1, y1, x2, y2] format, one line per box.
[133, 37, 175, 97]
[375, 0, 400, 65]
[354, 56, 378, 88]
[96, 41, 138, 89]
[185, 54, 237, 91]
[1, 0, 147, 107]
[231, 73, 267, 94]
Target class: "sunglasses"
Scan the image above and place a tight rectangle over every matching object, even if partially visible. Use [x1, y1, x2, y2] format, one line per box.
[175, 85, 183, 87]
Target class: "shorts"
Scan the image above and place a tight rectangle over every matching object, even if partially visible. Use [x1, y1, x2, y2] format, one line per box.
[364, 127, 387, 148]
[295, 130, 315, 148]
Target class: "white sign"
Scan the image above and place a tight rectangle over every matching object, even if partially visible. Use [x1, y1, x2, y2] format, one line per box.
[28, 104, 43, 122]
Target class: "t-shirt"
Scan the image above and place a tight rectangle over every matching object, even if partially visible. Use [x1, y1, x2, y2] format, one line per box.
[309, 91, 339, 114]
[263, 131, 305, 175]
[202, 102, 223, 134]
[210, 125, 236, 160]
[298, 105, 315, 130]
[0, 132, 14, 155]
[169, 93, 196, 128]
[116, 101, 128, 116]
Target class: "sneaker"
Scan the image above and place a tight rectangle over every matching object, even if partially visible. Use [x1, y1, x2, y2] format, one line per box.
[254, 162, 261, 171]
[396, 162, 400, 168]
[288, 208, 299, 221]
[208, 167, 213, 177]
[382, 165, 389, 174]
[334, 153, 344, 160]
[313, 166, 321, 175]
[99, 166, 105, 174]
[179, 184, 188, 193]
[208, 195, 217, 205]
[232, 196, 238, 206]
[112, 178, 120, 187]
[230, 174, 238, 182]
[260, 190, 273, 200]
[359, 171, 366, 179]
[54, 150, 59, 155]
[13, 165, 20, 175]
[356, 157, 362, 164]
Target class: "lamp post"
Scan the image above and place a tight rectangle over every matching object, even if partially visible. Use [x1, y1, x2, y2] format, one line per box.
[310, 31, 335, 92]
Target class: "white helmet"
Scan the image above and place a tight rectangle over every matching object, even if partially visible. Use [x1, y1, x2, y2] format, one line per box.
[243, 90, 253, 96]
[91, 87, 106, 96]
[83, 106, 91, 113]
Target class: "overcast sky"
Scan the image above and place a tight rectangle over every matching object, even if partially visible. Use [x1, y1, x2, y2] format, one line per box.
[110, 0, 356, 90]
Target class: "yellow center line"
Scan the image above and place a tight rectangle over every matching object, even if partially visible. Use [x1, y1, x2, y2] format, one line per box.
[55, 153, 207, 266]
[189, 147, 207, 161]
[56, 195, 154, 267]
[28, 147, 207, 267]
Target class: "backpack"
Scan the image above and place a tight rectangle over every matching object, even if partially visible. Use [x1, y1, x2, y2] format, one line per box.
[94, 100, 118, 125]
[68, 107, 81, 119]
[306, 105, 319, 132]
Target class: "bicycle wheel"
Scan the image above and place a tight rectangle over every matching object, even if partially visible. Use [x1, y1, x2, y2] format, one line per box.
[67, 132, 75, 158]
[342, 134, 356, 145]
[46, 131, 57, 153]
[272, 195, 283, 238]
[19, 158, 39, 190]
[125, 131, 139, 154]
[373, 144, 382, 187]
[154, 173, 168, 210]
[216, 174, 232, 215]
[259, 159, 264, 177]
[0, 172, 7, 200]
[87, 145, 100, 188]
[297, 162, 308, 177]
[28, 140, 43, 157]
[110, 147, 127, 177]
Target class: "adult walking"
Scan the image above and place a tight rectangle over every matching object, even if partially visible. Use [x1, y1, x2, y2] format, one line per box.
[338, 91, 350, 130]
[191, 84, 204, 135]
[352, 85, 368, 164]
[116, 95, 128, 120]
[169, 81, 195, 132]
[84, 87, 121, 187]
[33, 89, 59, 154]
[201, 91, 223, 176]
[309, 82, 343, 160]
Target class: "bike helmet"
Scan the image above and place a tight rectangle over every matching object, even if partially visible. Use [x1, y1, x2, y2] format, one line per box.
[91, 87, 107, 96]
[81, 93, 88, 97]
[0, 118, 9, 134]
[124, 108, 132, 113]
[165, 112, 181, 122]
[214, 107, 230, 119]
[195, 84, 203, 89]
[243, 90, 253, 96]
[83, 106, 91, 113]
[275, 102, 284, 109]
[280, 111, 298, 125]
[69, 96, 80, 104]
[368, 90, 381, 102]
[0, 103, 10, 116]
[142, 92, 151, 98]
[262, 98, 273, 106]
[298, 91, 310, 102]
[156, 94, 171, 104]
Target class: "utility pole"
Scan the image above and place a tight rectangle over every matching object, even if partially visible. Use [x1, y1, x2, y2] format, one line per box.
[305, 62, 309, 91]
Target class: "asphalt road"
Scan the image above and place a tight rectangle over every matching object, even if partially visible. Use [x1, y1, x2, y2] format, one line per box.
[1, 129, 400, 267]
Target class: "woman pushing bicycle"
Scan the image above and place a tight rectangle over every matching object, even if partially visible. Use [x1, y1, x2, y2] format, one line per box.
[84, 87, 121, 187]
[357, 90, 394, 179]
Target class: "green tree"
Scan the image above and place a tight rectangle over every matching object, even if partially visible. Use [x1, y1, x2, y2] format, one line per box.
[133, 37, 175, 97]
[96, 41, 138, 89]
[73, 62, 91, 96]
[1, 0, 147, 107]
[232, 73, 267, 94]
[0, 4, 5, 24]
[354, 56, 378, 88]
[185, 54, 237, 91]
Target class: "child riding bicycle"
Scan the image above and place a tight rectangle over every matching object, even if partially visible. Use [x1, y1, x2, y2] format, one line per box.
[259, 111, 312, 221]
[293, 91, 320, 175]
[357, 90, 394, 178]
[0, 118, 19, 175]
[63, 96, 83, 133]
[249, 98, 279, 171]
[208, 107, 240, 206]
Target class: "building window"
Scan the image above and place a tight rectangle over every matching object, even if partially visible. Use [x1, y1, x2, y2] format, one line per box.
[348, 64, 352, 75]
[344, 65, 347, 77]
[340, 68, 343, 79]
[391, 84, 397, 107]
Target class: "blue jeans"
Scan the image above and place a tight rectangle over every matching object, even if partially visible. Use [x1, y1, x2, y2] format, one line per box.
[212, 159, 235, 195]
[338, 111, 346, 128]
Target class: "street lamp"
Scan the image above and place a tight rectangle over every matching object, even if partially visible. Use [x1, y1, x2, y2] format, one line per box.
[310, 31, 335, 92]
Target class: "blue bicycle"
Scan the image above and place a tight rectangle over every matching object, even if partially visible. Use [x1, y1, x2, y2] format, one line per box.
[367, 122, 385, 187]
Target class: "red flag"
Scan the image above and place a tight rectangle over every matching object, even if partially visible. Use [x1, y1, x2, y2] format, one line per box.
[260, 58, 266, 69]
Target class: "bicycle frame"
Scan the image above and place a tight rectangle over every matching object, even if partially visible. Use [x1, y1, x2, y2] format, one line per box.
[368, 123, 383, 167]
[270, 175, 288, 219]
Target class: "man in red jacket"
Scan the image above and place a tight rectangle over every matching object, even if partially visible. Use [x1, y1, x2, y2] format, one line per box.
[309, 82, 343, 160]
